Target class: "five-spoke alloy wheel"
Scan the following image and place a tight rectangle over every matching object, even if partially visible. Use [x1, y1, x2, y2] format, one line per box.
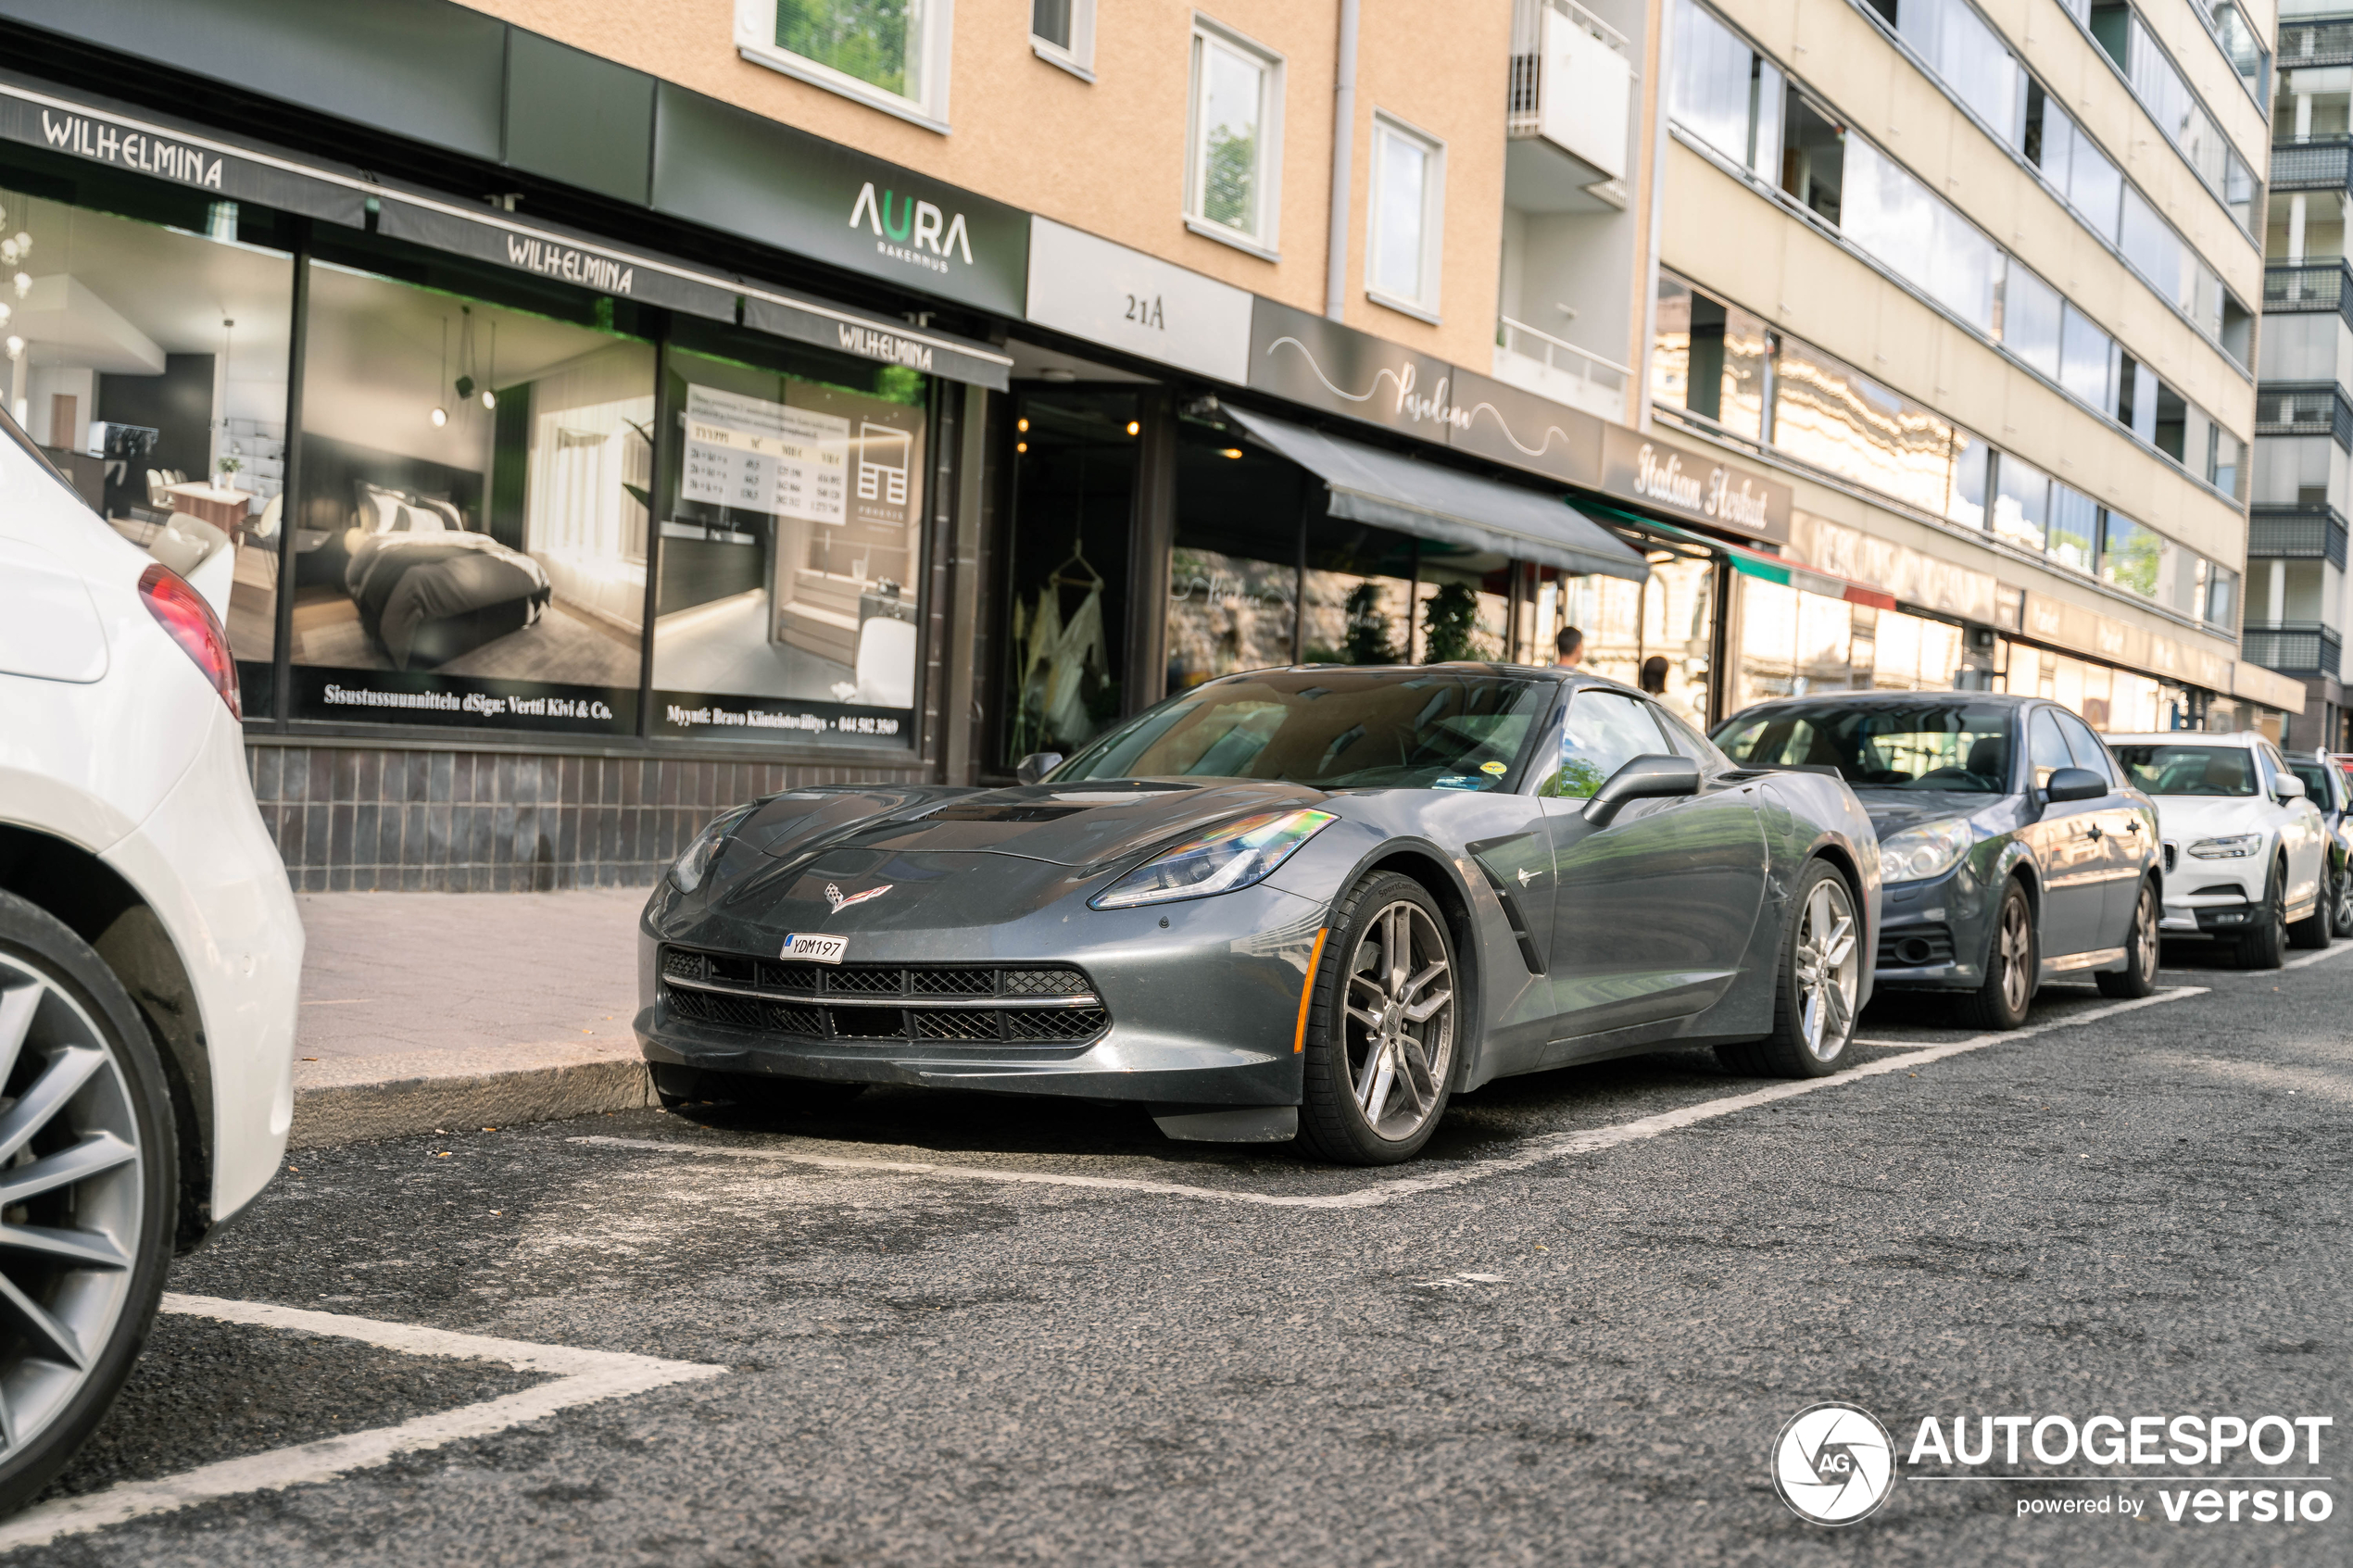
[1719, 859, 1863, 1077]
[1301, 872, 1458, 1164]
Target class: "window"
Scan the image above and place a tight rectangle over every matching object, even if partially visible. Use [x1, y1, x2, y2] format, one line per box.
[2052, 709, 2115, 781]
[1367, 115, 1444, 317]
[2100, 510, 2162, 597]
[2047, 483, 2098, 572]
[1992, 453, 2049, 553]
[2029, 707, 2074, 790]
[2000, 267, 2063, 381]
[2204, 563, 2237, 628]
[737, 0, 952, 128]
[1651, 276, 1773, 442]
[1670, 0, 1763, 167]
[2058, 304, 2114, 409]
[1768, 335, 1960, 516]
[1187, 21, 1283, 253]
[1541, 690, 1667, 799]
[1029, 0, 1093, 78]
[1780, 89, 1846, 226]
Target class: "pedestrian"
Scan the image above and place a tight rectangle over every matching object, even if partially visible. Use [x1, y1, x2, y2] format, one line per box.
[1554, 626, 1585, 668]
[1640, 656, 1669, 696]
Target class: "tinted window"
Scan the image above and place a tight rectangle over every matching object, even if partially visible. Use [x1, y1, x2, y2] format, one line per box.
[2052, 710, 2114, 784]
[2029, 709, 2072, 791]
[2288, 758, 2335, 808]
[1714, 702, 2012, 792]
[1055, 669, 1553, 790]
[2110, 745, 2258, 797]
[1541, 691, 1668, 800]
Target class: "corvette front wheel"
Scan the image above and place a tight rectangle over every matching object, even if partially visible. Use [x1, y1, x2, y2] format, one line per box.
[1299, 872, 1458, 1166]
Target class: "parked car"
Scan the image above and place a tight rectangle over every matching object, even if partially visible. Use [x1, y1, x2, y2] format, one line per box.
[2106, 732, 2330, 966]
[1714, 693, 2160, 1029]
[2284, 749, 2353, 938]
[639, 666, 1879, 1166]
[0, 412, 301, 1509]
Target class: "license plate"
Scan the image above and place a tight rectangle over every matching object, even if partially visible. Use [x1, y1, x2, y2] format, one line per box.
[780, 934, 848, 964]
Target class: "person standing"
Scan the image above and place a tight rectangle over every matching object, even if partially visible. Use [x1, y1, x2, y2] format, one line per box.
[1554, 626, 1585, 668]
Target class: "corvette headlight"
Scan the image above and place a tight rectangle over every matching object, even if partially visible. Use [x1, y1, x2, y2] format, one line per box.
[1878, 818, 1974, 885]
[2188, 834, 2262, 859]
[1090, 809, 1337, 910]
[671, 804, 757, 892]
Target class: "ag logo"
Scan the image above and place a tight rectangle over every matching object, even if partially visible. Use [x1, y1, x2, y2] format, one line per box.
[1771, 1402, 1894, 1525]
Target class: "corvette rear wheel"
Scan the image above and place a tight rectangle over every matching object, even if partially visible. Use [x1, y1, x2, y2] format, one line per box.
[1299, 873, 1457, 1165]
[0, 890, 176, 1516]
[1716, 860, 1860, 1078]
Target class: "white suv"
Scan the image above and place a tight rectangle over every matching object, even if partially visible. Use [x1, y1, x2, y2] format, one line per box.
[0, 416, 300, 1507]
[2107, 732, 2330, 968]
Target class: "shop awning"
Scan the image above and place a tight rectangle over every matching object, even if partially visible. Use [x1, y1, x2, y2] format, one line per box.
[1227, 408, 1650, 583]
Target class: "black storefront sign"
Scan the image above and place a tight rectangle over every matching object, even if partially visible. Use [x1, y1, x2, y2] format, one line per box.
[1446, 365, 1604, 488]
[1597, 424, 1792, 546]
[743, 291, 1012, 392]
[0, 75, 367, 226]
[650, 84, 1029, 320]
[374, 196, 740, 322]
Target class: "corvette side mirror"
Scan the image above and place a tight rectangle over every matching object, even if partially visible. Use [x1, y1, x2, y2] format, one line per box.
[2273, 773, 2307, 803]
[1015, 751, 1064, 786]
[1584, 754, 1700, 827]
[2044, 767, 2107, 804]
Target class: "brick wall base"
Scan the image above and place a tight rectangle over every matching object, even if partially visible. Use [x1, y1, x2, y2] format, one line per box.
[247, 745, 926, 892]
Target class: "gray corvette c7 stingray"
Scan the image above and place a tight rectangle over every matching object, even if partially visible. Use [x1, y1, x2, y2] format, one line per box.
[636, 665, 1881, 1164]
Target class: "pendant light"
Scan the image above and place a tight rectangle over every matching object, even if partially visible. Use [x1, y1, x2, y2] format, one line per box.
[429, 317, 448, 428]
[480, 319, 497, 410]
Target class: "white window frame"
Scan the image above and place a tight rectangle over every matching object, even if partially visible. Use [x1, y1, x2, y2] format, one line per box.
[1184, 17, 1284, 261]
[1365, 111, 1445, 321]
[735, 0, 955, 135]
[1030, 0, 1095, 82]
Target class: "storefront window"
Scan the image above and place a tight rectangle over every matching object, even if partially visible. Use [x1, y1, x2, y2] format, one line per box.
[1166, 420, 1311, 689]
[1003, 390, 1134, 765]
[1637, 554, 1717, 725]
[1301, 515, 1416, 665]
[0, 182, 294, 709]
[650, 324, 929, 745]
[1732, 574, 1798, 709]
[1414, 546, 1511, 663]
[289, 257, 652, 734]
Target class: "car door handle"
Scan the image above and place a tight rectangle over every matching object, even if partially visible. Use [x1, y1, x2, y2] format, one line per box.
[2083, 822, 2103, 840]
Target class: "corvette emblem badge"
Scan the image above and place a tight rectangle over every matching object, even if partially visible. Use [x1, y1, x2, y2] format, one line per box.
[824, 882, 891, 914]
[1516, 867, 1537, 888]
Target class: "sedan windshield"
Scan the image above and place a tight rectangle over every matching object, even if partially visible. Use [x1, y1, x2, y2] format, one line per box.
[2111, 745, 2258, 797]
[1053, 669, 1554, 790]
[1713, 703, 2013, 793]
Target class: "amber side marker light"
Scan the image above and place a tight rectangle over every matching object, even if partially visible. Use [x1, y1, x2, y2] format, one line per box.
[1292, 928, 1330, 1053]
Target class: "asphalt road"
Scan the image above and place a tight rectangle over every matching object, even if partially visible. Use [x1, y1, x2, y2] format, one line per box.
[11, 941, 2349, 1566]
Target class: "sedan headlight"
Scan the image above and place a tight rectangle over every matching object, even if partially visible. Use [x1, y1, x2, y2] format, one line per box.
[1090, 809, 1338, 910]
[1878, 818, 1975, 885]
[2188, 833, 2263, 859]
[671, 804, 757, 892]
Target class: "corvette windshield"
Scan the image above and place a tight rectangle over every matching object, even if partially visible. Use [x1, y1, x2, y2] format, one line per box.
[1714, 703, 2013, 793]
[1053, 670, 1554, 790]
[2111, 745, 2258, 797]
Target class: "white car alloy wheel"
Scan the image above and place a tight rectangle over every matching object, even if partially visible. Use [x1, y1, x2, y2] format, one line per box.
[1792, 877, 1860, 1060]
[0, 913, 167, 1507]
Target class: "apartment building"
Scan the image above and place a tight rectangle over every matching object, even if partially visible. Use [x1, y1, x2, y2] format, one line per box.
[2259, 1, 2353, 746]
[0, 0, 2296, 887]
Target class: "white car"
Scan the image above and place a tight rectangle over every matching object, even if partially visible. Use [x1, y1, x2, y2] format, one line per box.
[0, 415, 300, 1508]
[2106, 731, 2330, 968]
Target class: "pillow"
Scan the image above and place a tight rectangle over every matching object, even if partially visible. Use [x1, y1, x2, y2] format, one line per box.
[396, 502, 446, 534]
[358, 485, 405, 534]
[415, 498, 467, 533]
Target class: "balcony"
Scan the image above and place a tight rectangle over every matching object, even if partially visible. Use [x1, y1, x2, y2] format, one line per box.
[2243, 621, 2345, 678]
[2256, 383, 2353, 447]
[1506, 0, 1632, 211]
[1492, 317, 1629, 421]
[2247, 505, 2351, 570]
[2272, 137, 2353, 193]
[2281, 19, 2353, 69]
[2264, 261, 2353, 331]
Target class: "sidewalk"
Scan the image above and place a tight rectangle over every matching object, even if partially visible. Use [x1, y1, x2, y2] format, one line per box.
[288, 887, 657, 1147]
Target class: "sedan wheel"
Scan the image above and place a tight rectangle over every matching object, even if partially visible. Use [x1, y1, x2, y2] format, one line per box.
[2333, 864, 2353, 939]
[1300, 873, 1457, 1164]
[1955, 879, 2036, 1031]
[0, 891, 175, 1513]
[1716, 860, 1860, 1078]
[2095, 879, 2161, 997]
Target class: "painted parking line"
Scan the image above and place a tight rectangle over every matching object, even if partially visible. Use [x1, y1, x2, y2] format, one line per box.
[573, 985, 2209, 1211]
[2285, 941, 2353, 971]
[0, 1296, 725, 1553]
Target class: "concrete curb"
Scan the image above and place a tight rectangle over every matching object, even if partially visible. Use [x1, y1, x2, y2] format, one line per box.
[289, 1044, 654, 1148]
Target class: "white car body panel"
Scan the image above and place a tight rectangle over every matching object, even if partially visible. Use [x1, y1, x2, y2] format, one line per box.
[0, 434, 300, 1228]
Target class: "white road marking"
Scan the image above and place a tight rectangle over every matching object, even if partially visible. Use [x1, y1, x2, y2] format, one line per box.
[2285, 941, 2353, 971]
[0, 1297, 725, 1553]
[574, 986, 2209, 1211]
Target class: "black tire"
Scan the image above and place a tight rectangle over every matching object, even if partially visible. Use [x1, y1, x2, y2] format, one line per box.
[2095, 878, 2161, 997]
[2289, 864, 2333, 951]
[1298, 872, 1458, 1166]
[2331, 859, 2353, 939]
[0, 889, 177, 1516]
[2234, 859, 2288, 970]
[1716, 859, 1863, 1078]
[1955, 878, 2036, 1031]
[650, 1063, 864, 1117]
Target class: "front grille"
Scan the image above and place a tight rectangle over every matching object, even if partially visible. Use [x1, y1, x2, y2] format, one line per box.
[1877, 926, 1956, 970]
[659, 946, 1108, 1048]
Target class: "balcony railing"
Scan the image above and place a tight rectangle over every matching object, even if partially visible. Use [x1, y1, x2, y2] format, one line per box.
[1497, 317, 1629, 391]
[2281, 19, 2353, 69]
[2247, 505, 2351, 570]
[2271, 137, 2353, 192]
[2242, 621, 2345, 678]
[2255, 383, 2353, 448]
[2264, 262, 2353, 332]
[1508, 0, 1629, 134]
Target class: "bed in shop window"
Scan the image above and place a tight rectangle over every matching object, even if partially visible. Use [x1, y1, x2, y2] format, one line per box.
[342, 483, 552, 670]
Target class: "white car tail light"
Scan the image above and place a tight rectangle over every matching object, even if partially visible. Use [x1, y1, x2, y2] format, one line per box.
[137, 560, 241, 719]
